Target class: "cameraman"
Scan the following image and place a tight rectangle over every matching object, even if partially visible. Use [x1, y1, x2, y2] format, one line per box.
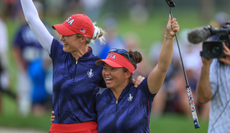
[196, 42, 230, 133]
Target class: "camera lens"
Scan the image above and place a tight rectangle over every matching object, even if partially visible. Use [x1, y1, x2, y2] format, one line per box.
[212, 46, 221, 54]
[202, 41, 225, 59]
[209, 45, 221, 56]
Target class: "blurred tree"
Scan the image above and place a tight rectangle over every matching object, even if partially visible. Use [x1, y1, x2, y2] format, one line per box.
[200, 0, 214, 22]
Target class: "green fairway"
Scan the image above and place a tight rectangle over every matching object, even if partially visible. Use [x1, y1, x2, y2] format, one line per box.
[150, 114, 208, 133]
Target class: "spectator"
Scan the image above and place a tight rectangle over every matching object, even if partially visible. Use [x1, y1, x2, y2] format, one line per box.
[12, 1, 52, 116]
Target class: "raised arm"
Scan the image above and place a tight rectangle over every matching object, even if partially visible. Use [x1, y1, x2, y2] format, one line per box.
[20, 0, 53, 54]
[147, 15, 179, 94]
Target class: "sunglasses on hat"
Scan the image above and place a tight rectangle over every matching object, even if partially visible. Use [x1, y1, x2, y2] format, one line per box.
[109, 48, 131, 61]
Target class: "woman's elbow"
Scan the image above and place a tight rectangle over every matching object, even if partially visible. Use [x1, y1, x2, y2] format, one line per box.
[24, 16, 32, 24]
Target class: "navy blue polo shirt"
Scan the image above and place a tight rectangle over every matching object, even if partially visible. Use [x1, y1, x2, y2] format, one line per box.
[96, 78, 156, 133]
[50, 38, 105, 124]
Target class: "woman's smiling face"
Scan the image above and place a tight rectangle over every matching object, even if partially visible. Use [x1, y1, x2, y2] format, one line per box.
[60, 34, 82, 53]
[102, 64, 130, 90]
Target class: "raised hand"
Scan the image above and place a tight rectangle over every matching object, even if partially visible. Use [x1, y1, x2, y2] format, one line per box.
[165, 14, 179, 38]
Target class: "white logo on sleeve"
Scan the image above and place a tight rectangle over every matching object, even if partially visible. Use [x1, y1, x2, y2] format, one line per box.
[128, 93, 133, 101]
[87, 69, 94, 78]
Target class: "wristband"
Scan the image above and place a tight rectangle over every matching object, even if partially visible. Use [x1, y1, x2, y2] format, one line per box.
[164, 35, 175, 39]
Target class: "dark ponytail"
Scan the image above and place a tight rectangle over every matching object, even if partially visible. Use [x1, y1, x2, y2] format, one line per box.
[121, 50, 142, 82]
[128, 50, 142, 69]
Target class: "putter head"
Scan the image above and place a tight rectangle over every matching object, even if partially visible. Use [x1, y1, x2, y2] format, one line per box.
[165, 0, 176, 7]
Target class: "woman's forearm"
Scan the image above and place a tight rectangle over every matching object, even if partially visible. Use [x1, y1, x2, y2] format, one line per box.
[20, 0, 53, 54]
[157, 36, 174, 72]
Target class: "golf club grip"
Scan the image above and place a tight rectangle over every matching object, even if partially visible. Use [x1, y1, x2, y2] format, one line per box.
[186, 86, 200, 128]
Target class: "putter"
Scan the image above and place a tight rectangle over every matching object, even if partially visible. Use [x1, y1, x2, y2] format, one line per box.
[165, 0, 200, 129]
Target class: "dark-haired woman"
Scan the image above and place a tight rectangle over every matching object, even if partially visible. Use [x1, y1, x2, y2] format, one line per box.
[95, 15, 179, 133]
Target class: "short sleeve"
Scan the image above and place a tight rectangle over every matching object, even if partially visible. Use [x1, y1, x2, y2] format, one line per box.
[209, 59, 218, 95]
[139, 77, 156, 101]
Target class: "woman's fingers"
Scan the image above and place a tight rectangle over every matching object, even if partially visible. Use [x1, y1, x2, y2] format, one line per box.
[50, 111, 55, 124]
[133, 76, 145, 88]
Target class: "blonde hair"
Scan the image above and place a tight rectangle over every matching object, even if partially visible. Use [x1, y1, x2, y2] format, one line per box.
[76, 23, 106, 45]
[92, 22, 106, 44]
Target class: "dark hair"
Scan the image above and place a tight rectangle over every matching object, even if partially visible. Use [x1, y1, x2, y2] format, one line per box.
[121, 50, 143, 82]
[127, 50, 142, 69]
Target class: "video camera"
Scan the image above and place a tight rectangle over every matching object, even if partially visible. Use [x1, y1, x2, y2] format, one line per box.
[200, 22, 230, 59]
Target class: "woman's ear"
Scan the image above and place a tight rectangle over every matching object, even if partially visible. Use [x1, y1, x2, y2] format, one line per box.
[80, 36, 87, 43]
[125, 71, 132, 79]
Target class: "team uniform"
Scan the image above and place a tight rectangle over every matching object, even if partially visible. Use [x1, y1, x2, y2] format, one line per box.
[20, 0, 105, 132]
[96, 78, 156, 133]
[50, 38, 104, 124]
[208, 59, 230, 133]
[49, 38, 105, 132]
